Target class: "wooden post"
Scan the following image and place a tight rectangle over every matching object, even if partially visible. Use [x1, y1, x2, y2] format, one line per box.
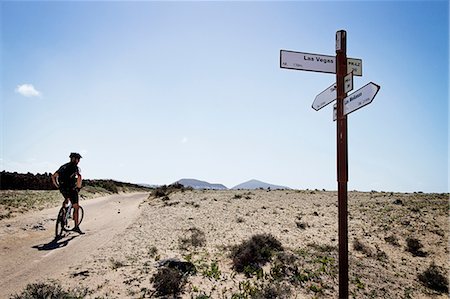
[336, 29, 349, 299]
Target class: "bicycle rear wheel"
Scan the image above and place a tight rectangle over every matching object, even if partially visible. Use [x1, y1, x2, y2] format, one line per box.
[65, 206, 84, 231]
[55, 207, 65, 238]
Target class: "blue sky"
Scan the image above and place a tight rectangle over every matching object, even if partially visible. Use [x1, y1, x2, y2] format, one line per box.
[1, 1, 448, 192]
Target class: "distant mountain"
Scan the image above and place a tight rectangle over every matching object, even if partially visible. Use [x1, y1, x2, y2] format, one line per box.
[232, 179, 290, 190]
[176, 178, 228, 190]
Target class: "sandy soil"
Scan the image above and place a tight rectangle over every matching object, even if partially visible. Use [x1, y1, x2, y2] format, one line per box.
[1, 190, 448, 298]
[0, 192, 148, 298]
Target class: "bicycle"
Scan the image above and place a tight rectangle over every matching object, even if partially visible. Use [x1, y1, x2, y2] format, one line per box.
[55, 198, 84, 238]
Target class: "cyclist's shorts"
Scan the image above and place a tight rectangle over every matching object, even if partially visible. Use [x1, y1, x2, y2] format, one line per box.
[60, 188, 79, 204]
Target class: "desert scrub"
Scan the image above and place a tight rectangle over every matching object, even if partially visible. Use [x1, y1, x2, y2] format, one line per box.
[230, 233, 283, 274]
[353, 238, 373, 257]
[11, 280, 89, 299]
[0, 190, 61, 213]
[418, 263, 448, 293]
[384, 235, 400, 246]
[109, 258, 126, 270]
[179, 227, 206, 250]
[151, 183, 193, 199]
[405, 237, 427, 257]
[232, 280, 291, 299]
[151, 267, 186, 296]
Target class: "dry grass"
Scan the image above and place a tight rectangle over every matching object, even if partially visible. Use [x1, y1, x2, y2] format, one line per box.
[0, 187, 138, 220]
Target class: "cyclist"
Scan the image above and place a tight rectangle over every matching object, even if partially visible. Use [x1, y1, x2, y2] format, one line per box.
[52, 152, 84, 234]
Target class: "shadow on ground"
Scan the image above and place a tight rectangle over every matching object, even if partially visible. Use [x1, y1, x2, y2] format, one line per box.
[32, 235, 78, 251]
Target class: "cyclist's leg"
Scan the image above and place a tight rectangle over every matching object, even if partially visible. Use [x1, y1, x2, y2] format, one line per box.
[73, 203, 79, 227]
[71, 190, 80, 227]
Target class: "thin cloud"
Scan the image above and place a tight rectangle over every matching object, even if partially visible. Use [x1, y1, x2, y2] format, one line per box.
[181, 137, 188, 144]
[15, 84, 42, 97]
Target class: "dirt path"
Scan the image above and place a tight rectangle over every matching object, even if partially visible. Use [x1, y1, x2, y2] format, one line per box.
[0, 192, 149, 298]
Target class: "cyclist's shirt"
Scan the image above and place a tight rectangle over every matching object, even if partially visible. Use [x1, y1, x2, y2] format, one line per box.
[56, 162, 80, 191]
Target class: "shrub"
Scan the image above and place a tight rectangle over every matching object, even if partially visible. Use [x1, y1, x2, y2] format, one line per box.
[151, 267, 186, 296]
[393, 199, 403, 205]
[418, 263, 448, 293]
[84, 179, 118, 193]
[157, 259, 197, 275]
[230, 234, 283, 274]
[252, 283, 292, 299]
[406, 237, 427, 257]
[353, 239, 373, 257]
[384, 235, 400, 246]
[152, 183, 193, 198]
[11, 281, 88, 299]
[110, 258, 126, 270]
[179, 227, 206, 250]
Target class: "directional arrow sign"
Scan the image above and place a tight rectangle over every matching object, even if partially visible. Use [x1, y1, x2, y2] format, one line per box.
[333, 82, 380, 121]
[280, 50, 362, 76]
[312, 72, 353, 111]
[344, 82, 380, 115]
[312, 83, 336, 111]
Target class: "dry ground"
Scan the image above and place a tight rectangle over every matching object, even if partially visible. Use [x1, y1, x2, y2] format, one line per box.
[12, 189, 443, 299]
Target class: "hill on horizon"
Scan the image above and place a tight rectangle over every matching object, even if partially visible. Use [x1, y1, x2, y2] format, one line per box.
[232, 179, 290, 190]
[176, 178, 228, 190]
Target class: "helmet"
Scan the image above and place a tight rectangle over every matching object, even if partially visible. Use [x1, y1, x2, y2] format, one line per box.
[69, 152, 82, 159]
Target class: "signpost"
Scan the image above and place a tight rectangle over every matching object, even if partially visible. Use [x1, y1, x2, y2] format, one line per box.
[280, 50, 362, 76]
[280, 30, 380, 298]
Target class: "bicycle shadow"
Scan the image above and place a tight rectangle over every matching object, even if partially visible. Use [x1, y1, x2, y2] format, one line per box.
[32, 235, 78, 251]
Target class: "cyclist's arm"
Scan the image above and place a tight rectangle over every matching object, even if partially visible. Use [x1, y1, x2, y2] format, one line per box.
[77, 174, 82, 189]
[52, 172, 60, 189]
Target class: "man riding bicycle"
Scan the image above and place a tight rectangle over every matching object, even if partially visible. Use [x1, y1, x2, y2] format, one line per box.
[52, 152, 84, 234]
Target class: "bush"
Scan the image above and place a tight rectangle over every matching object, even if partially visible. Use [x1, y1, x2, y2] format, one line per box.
[151, 267, 186, 296]
[252, 284, 292, 299]
[11, 281, 88, 299]
[384, 235, 400, 246]
[418, 263, 448, 293]
[230, 234, 283, 274]
[406, 237, 427, 257]
[353, 239, 373, 257]
[179, 228, 206, 250]
[152, 183, 193, 198]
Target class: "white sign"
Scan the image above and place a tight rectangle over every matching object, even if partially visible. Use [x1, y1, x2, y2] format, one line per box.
[280, 50, 335, 74]
[280, 50, 362, 76]
[344, 72, 353, 93]
[344, 82, 380, 115]
[312, 83, 336, 111]
[336, 32, 342, 52]
[333, 82, 380, 120]
[347, 58, 362, 76]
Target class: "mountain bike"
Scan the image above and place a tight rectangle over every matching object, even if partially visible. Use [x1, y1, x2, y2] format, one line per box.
[55, 199, 84, 238]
